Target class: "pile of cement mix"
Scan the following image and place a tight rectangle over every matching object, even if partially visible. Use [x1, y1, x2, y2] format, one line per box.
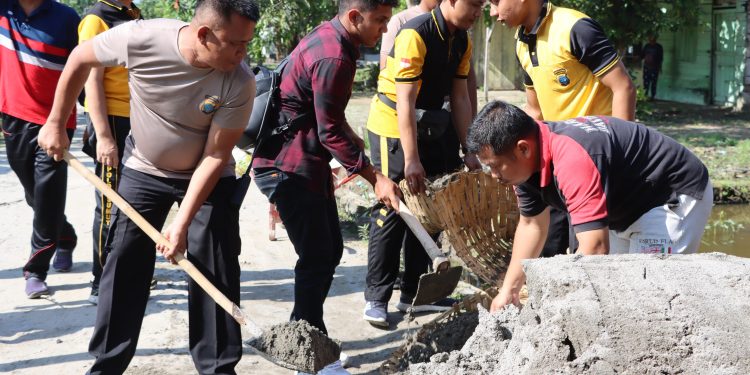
[410, 253, 750, 374]
[249, 320, 341, 373]
[396, 311, 480, 370]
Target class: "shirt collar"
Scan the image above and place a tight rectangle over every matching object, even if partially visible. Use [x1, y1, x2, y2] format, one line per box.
[98, 0, 141, 18]
[431, 6, 450, 41]
[537, 120, 554, 187]
[515, 0, 552, 41]
[12, 0, 53, 18]
[330, 16, 361, 61]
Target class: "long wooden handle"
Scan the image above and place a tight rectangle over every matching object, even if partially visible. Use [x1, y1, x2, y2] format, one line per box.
[64, 151, 246, 325]
[397, 199, 449, 271]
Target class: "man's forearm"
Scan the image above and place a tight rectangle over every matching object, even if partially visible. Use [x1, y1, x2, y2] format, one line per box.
[172, 154, 227, 230]
[501, 211, 549, 293]
[397, 100, 419, 163]
[611, 86, 636, 121]
[85, 68, 113, 139]
[450, 94, 472, 148]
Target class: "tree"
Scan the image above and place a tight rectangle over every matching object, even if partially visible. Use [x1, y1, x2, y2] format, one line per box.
[556, 0, 701, 52]
[59, 0, 94, 15]
[744, 4, 750, 111]
[247, 0, 338, 63]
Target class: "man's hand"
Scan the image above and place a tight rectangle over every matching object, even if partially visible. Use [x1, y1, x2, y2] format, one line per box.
[158, 223, 188, 265]
[404, 159, 426, 195]
[38, 122, 70, 161]
[374, 171, 402, 211]
[463, 152, 482, 171]
[490, 285, 521, 312]
[96, 135, 119, 167]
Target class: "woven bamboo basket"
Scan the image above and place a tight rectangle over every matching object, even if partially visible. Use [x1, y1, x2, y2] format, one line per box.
[399, 171, 519, 285]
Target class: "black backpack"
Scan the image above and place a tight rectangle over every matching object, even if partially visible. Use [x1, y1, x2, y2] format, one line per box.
[236, 57, 290, 150]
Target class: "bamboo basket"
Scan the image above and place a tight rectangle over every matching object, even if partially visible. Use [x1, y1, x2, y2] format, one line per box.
[400, 171, 519, 285]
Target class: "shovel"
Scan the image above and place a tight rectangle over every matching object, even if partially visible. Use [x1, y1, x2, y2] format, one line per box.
[397, 199, 462, 307]
[63, 150, 338, 374]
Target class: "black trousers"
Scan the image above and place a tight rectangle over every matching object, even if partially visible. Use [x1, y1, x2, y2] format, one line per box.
[643, 67, 659, 99]
[1, 113, 77, 280]
[364, 128, 462, 303]
[83, 114, 131, 289]
[541, 207, 573, 257]
[87, 167, 242, 375]
[254, 169, 343, 335]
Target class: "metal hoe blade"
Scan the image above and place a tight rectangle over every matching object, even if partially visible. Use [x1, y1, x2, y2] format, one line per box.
[412, 266, 463, 307]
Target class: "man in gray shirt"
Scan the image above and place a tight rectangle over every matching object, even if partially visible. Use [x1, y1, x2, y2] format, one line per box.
[39, 0, 258, 373]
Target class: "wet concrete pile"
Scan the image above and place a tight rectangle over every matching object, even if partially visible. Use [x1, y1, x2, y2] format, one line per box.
[409, 253, 750, 374]
[249, 320, 341, 373]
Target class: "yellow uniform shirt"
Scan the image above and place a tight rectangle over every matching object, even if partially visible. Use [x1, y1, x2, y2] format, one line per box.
[367, 7, 472, 138]
[78, 0, 140, 118]
[516, 1, 619, 120]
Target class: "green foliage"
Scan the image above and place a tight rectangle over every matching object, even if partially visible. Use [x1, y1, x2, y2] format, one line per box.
[248, 0, 338, 63]
[354, 64, 380, 91]
[139, 0, 197, 22]
[60, 0, 94, 15]
[702, 210, 745, 247]
[556, 0, 702, 50]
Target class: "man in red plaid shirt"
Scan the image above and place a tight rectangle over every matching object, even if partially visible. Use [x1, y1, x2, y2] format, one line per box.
[253, 0, 400, 343]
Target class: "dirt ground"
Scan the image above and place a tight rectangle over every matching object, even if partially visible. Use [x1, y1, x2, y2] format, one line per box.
[0, 120, 448, 374]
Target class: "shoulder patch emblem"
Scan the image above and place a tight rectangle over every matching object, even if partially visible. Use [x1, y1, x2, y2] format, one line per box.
[199, 95, 222, 114]
[399, 58, 412, 69]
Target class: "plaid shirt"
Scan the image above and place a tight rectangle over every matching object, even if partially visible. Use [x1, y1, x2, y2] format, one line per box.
[253, 17, 370, 197]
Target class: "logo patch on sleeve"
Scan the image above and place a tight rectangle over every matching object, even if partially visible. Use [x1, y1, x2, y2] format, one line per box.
[199, 95, 222, 114]
[399, 58, 412, 69]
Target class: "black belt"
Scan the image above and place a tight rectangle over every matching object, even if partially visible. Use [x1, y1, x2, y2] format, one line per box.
[378, 93, 397, 110]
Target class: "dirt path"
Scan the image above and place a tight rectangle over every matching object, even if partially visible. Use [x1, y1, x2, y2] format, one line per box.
[0, 126, 444, 374]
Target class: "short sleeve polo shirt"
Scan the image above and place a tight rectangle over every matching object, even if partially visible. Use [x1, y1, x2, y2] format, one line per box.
[515, 1, 619, 121]
[515, 117, 709, 233]
[78, 0, 142, 118]
[367, 7, 471, 138]
[0, 0, 79, 128]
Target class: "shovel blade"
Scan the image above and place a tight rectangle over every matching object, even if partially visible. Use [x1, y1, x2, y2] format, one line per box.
[412, 266, 463, 307]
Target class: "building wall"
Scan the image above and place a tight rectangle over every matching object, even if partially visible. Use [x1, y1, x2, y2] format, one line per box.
[656, 0, 747, 106]
[471, 22, 524, 91]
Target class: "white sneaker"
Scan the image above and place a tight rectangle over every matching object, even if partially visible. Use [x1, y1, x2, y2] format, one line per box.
[293, 360, 350, 375]
[395, 297, 456, 313]
[317, 360, 350, 375]
[363, 301, 388, 327]
[339, 352, 349, 368]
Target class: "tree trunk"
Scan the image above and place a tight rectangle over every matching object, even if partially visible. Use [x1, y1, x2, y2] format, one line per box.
[743, 2, 750, 111]
[483, 23, 495, 103]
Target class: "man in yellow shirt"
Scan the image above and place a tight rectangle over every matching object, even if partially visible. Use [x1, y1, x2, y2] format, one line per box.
[363, 0, 485, 327]
[488, 0, 635, 257]
[78, 0, 141, 305]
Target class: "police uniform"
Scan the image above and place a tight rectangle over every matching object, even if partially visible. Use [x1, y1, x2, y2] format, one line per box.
[364, 7, 471, 305]
[515, 0, 620, 255]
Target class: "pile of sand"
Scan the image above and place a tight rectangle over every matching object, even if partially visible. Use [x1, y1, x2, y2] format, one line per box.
[247, 320, 341, 373]
[409, 253, 750, 374]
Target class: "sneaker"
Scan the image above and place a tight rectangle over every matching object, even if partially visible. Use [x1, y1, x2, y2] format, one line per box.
[339, 352, 349, 368]
[395, 296, 456, 313]
[363, 301, 388, 327]
[317, 360, 350, 374]
[52, 248, 73, 272]
[88, 286, 99, 305]
[25, 277, 50, 299]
